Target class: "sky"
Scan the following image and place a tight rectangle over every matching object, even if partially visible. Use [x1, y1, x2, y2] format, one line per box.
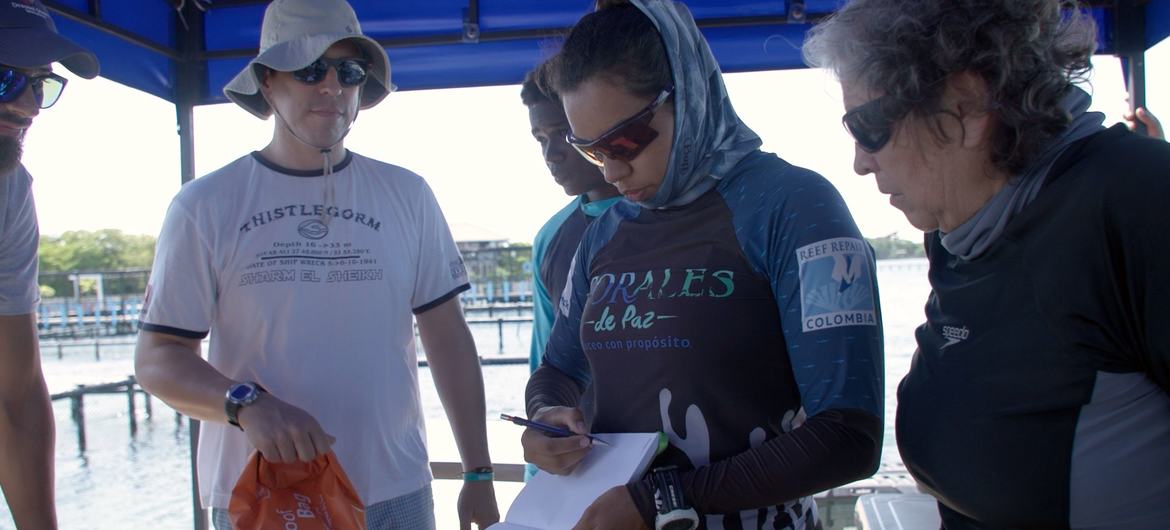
[19, 41, 1170, 244]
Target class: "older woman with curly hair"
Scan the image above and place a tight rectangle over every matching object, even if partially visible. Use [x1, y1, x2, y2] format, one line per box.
[804, 1, 1170, 528]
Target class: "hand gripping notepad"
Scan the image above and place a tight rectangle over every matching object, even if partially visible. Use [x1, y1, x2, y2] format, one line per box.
[489, 432, 665, 530]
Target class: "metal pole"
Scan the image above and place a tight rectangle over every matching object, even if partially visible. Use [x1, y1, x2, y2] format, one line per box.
[189, 418, 206, 530]
[1126, 52, 1146, 126]
[1117, 0, 1148, 134]
[177, 107, 196, 185]
[175, 0, 205, 186]
[174, 1, 208, 526]
[70, 388, 86, 453]
[127, 380, 137, 435]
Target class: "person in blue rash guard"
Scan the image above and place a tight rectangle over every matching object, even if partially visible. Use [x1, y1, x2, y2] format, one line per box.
[520, 1, 885, 528]
[523, 65, 621, 378]
[521, 63, 621, 481]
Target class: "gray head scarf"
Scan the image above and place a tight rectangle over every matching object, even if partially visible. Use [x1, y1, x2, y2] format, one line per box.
[941, 87, 1105, 260]
[631, 0, 763, 209]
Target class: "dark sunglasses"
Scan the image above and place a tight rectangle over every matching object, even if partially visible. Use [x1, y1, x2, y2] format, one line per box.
[566, 85, 673, 166]
[0, 67, 68, 109]
[291, 57, 369, 87]
[842, 94, 908, 153]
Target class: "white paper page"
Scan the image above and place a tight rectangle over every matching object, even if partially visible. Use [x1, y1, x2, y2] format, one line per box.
[486, 523, 541, 530]
[500, 432, 661, 530]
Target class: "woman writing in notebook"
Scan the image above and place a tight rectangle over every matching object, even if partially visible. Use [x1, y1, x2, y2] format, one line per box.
[522, 1, 885, 528]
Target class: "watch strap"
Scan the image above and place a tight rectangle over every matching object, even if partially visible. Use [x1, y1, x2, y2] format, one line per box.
[225, 381, 267, 429]
[651, 466, 698, 530]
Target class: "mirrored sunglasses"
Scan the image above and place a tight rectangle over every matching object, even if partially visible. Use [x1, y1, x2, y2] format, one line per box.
[0, 67, 68, 109]
[291, 57, 369, 87]
[566, 86, 674, 166]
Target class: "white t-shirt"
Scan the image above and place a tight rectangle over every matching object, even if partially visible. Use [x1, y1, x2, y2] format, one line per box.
[140, 152, 470, 509]
[0, 165, 39, 315]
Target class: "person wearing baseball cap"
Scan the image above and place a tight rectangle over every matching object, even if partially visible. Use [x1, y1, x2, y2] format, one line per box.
[134, 1, 499, 528]
[0, 1, 97, 528]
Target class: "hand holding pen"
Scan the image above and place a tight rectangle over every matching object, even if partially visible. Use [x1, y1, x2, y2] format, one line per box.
[501, 414, 611, 446]
[515, 406, 600, 475]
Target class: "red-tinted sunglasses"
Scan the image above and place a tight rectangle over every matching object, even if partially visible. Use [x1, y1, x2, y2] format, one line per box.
[566, 85, 673, 166]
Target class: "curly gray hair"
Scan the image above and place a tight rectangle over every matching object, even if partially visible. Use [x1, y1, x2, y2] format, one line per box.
[802, 0, 1097, 175]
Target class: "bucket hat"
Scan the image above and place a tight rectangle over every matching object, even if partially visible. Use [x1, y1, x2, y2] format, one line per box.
[224, 0, 391, 119]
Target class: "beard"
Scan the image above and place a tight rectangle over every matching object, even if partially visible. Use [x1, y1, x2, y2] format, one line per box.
[0, 134, 21, 175]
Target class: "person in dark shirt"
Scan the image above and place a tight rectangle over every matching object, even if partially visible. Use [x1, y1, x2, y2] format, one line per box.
[522, 1, 885, 528]
[522, 64, 621, 379]
[804, 1, 1170, 528]
[521, 62, 621, 481]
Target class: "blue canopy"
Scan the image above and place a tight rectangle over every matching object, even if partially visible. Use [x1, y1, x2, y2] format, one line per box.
[42, 0, 1170, 185]
[44, 0, 1170, 106]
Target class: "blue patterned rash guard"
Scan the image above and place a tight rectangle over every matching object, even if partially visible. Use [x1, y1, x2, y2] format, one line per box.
[527, 150, 885, 529]
[530, 195, 623, 374]
[526, 195, 622, 482]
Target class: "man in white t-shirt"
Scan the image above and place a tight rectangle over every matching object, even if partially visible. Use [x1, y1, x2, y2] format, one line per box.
[0, 2, 98, 528]
[133, 1, 499, 528]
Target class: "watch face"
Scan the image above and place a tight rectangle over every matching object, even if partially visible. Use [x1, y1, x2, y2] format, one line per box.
[229, 384, 254, 401]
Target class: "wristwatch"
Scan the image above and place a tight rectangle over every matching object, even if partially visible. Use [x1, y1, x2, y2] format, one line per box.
[225, 381, 266, 429]
[651, 465, 699, 530]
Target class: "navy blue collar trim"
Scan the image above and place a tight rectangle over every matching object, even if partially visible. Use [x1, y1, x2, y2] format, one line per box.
[250, 150, 354, 177]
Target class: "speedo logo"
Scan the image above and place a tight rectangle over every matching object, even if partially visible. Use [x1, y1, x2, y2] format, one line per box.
[941, 325, 970, 348]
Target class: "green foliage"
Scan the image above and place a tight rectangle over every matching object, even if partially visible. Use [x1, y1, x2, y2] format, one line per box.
[38, 230, 156, 297]
[866, 234, 925, 260]
[39, 229, 155, 272]
[28, 230, 920, 299]
[490, 243, 533, 282]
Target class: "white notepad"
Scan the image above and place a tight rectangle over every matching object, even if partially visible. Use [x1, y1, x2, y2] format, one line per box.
[489, 432, 662, 530]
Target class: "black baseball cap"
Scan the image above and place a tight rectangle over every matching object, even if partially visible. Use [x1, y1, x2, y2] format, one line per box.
[0, 0, 98, 78]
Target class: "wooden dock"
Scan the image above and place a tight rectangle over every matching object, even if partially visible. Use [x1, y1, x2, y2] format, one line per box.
[49, 376, 153, 452]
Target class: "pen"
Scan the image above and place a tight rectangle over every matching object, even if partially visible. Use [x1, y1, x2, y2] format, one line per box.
[500, 413, 611, 446]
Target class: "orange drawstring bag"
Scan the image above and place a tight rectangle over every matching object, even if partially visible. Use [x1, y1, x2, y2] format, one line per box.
[229, 451, 366, 530]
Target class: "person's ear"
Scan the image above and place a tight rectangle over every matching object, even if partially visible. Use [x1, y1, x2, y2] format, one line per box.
[946, 71, 995, 149]
[258, 66, 274, 96]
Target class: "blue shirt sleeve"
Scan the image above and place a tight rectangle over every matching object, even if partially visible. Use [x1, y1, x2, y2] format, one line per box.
[540, 205, 629, 386]
[530, 199, 581, 373]
[540, 246, 592, 386]
[724, 157, 884, 418]
[0, 166, 39, 315]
